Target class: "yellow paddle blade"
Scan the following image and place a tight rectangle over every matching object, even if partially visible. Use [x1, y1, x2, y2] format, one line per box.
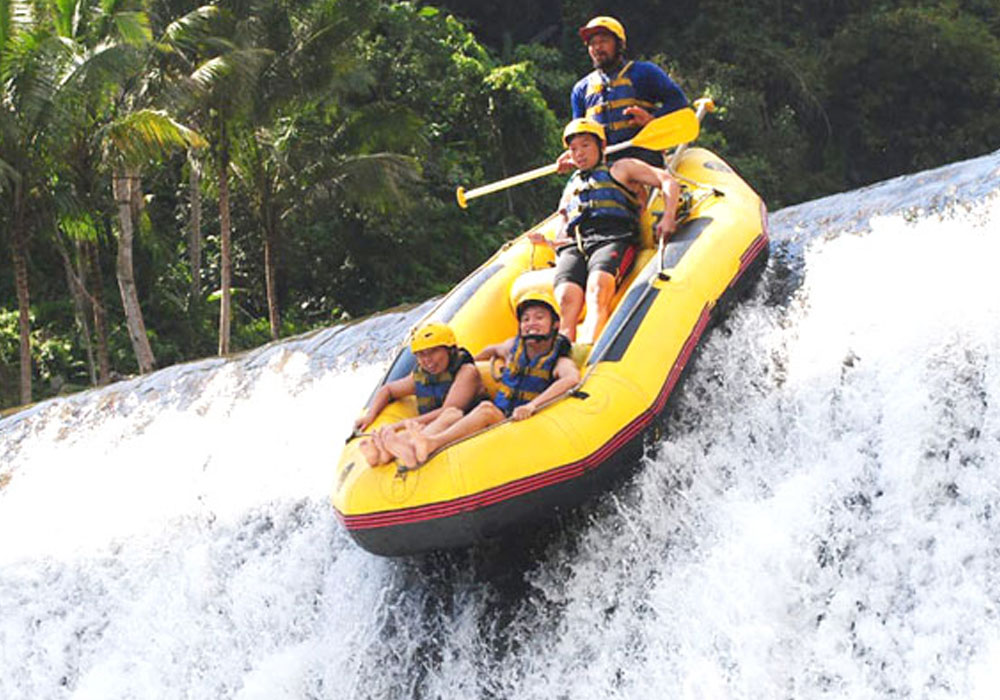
[626, 108, 700, 152]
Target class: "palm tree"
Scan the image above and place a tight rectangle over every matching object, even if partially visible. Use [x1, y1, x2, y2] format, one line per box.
[228, 0, 423, 340]
[158, 5, 219, 310]
[231, 0, 365, 340]
[56, 1, 207, 374]
[164, 0, 423, 348]
[0, 0, 64, 404]
[104, 109, 206, 372]
[58, 116, 114, 384]
[232, 117, 420, 338]
[179, 8, 271, 354]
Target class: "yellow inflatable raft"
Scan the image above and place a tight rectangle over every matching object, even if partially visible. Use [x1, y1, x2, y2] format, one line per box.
[332, 146, 769, 556]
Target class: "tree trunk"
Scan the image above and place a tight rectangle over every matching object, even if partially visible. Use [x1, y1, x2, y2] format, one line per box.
[188, 150, 203, 303]
[10, 181, 32, 404]
[85, 238, 111, 384]
[218, 155, 232, 355]
[263, 187, 280, 340]
[112, 167, 156, 374]
[57, 236, 96, 386]
[264, 222, 279, 340]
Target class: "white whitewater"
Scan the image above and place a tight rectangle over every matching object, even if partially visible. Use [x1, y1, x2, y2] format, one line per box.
[2, 152, 1000, 699]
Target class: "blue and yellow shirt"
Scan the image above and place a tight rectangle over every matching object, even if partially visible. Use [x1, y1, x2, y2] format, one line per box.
[570, 60, 688, 157]
[559, 164, 640, 246]
[412, 347, 475, 414]
[493, 335, 572, 417]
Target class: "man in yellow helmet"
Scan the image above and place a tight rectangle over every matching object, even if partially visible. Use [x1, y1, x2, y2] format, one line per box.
[564, 16, 688, 167]
[534, 117, 680, 344]
[355, 322, 481, 466]
[383, 290, 580, 467]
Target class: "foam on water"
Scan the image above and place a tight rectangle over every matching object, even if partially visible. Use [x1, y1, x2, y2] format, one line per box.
[2, 153, 1000, 699]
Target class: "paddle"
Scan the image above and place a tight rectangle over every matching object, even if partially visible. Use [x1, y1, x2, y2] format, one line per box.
[668, 97, 715, 170]
[455, 107, 700, 208]
[658, 97, 716, 280]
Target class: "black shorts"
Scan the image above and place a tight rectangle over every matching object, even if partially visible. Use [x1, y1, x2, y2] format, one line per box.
[553, 239, 638, 290]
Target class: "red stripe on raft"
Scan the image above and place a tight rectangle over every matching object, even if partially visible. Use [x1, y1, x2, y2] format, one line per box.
[739, 233, 768, 271]
[339, 232, 769, 531]
[615, 244, 638, 286]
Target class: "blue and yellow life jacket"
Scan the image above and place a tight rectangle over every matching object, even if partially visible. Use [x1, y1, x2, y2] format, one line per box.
[493, 335, 572, 417]
[582, 61, 654, 145]
[563, 164, 640, 237]
[413, 347, 474, 414]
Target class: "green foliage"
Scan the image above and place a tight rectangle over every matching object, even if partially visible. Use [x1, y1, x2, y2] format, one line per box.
[825, 6, 1000, 186]
[0, 307, 89, 405]
[105, 108, 207, 166]
[4, 0, 1000, 408]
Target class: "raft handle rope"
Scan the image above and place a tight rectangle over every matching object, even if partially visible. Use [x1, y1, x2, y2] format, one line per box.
[658, 97, 720, 278]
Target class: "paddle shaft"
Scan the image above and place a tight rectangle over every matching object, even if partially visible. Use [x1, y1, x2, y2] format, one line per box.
[456, 138, 648, 207]
[659, 98, 716, 277]
[457, 109, 699, 208]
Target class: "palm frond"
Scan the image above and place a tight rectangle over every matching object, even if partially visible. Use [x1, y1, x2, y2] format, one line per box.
[1, 0, 34, 51]
[321, 153, 422, 213]
[189, 47, 271, 93]
[58, 38, 138, 91]
[51, 0, 75, 37]
[162, 5, 219, 49]
[113, 11, 152, 47]
[57, 211, 98, 243]
[336, 103, 428, 155]
[105, 108, 206, 165]
[2, 30, 62, 126]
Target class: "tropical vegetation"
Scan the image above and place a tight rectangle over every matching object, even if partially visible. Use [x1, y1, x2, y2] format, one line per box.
[2, 0, 999, 409]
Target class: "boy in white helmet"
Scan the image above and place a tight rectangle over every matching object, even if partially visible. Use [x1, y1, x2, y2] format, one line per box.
[383, 290, 579, 467]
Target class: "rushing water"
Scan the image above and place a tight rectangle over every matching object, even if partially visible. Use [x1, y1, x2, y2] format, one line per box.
[2, 151, 1000, 699]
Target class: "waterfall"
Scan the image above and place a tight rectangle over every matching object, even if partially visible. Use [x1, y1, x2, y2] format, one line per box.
[2, 151, 1000, 699]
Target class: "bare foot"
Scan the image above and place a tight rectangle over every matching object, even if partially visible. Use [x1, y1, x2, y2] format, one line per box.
[409, 426, 433, 465]
[383, 428, 419, 468]
[358, 438, 380, 467]
[373, 429, 393, 466]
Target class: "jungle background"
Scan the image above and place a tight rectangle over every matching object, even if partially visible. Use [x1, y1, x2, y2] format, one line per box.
[2, 0, 999, 409]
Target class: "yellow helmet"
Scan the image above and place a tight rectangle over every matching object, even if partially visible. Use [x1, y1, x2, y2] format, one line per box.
[515, 288, 560, 321]
[410, 322, 456, 353]
[562, 118, 606, 148]
[579, 16, 626, 46]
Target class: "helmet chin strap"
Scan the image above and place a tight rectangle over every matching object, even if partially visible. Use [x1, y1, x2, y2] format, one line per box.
[520, 315, 560, 343]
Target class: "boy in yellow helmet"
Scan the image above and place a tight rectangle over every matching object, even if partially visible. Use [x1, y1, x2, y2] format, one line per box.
[533, 118, 680, 343]
[355, 322, 481, 466]
[383, 290, 580, 467]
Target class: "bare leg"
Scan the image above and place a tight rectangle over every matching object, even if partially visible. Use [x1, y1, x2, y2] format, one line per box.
[420, 406, 465, 437]
[579, 270, 615, 344]
[411, 401, 506, 465]
[373, 427, 394, 465]
[382, 427, 419, 468]
[555, 281, 585, 342]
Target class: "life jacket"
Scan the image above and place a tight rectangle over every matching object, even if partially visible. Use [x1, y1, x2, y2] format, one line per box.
[493, 334, 572, 417]
[563, 164, 640, 238]
[412, 347, 474, 414]
[582, 61, 654, 145]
